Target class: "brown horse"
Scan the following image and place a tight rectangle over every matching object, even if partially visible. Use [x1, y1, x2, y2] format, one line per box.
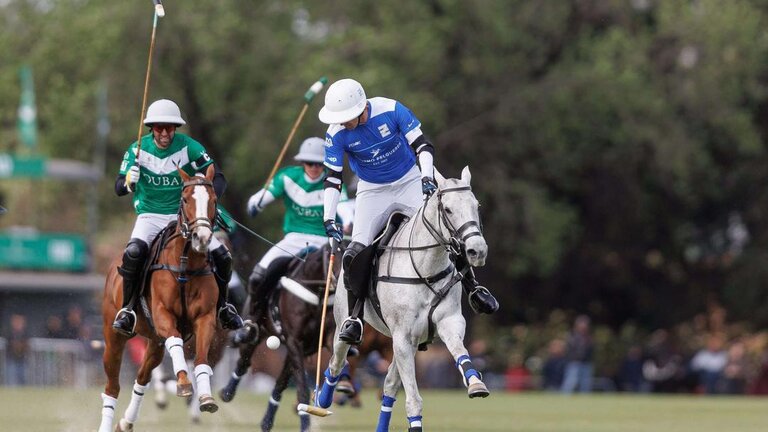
[98, 166, 221, 432]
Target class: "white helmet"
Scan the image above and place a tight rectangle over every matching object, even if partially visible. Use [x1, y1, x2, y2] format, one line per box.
[318, 78, 367, 124]
[294, 137, 326, 163]
[143, 99, 186, 126]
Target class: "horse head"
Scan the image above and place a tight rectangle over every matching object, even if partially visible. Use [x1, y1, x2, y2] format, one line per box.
[178, 165, 217, 254]
[433, 166, 488, 267]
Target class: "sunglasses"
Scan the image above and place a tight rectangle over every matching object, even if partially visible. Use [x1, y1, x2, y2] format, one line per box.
[303, 162, 323, 168]
[151, 124, 177, 133]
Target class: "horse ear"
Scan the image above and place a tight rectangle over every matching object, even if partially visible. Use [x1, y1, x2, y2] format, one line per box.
[434, 167, 446, 185]
[204, 164, 215, 181]
[178, 166, 190, 182]
[461, 166, 471, 185]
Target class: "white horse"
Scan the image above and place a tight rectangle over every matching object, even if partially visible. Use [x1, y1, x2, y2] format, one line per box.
[316, 166, 490, 432]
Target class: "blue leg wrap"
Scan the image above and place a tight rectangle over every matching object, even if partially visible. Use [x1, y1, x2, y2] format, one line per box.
[456, 354, 481, 387]
[317, 368, 340, 408]
[376, 395, 396, 432]
[408, 415, 423, 431]
[299, 411, 311, 431]
[260, 394, 280, 430]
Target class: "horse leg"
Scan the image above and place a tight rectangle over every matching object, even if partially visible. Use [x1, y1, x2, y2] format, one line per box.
[151, 365, 169, 409]
[316, 335, 351, 409]
[391, 334, 423, 432]
[317, 286, 352, 408]
[98, 324, 127, 432]
[375, 357, 401, 432]
[114, 341, 165, 432]
[192, 313, 218, 413]
[435, 314, 489, 399]
[261, 357, 293, 432]
[220, 335, 261, 402]
[285, 337, 311, 432]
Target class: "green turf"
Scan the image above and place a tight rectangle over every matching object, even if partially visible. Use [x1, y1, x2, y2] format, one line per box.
[1, 387, 766, 431]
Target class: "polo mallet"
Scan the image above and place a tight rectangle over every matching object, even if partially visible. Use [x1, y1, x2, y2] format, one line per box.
[134, 0, 166, 164]
[296, 239, 337, 418]
[255, 77, 327, 209]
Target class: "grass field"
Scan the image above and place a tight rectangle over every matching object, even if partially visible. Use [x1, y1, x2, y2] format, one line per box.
[0, 387, 766, 431]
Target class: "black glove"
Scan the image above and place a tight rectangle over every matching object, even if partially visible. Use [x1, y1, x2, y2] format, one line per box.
[422, 176, 437, 197]
[324, 219, 343, 244]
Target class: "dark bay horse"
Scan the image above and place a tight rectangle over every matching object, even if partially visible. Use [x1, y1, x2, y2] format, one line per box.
[219, 245, 342, 431]
[98, 166, 222, 432]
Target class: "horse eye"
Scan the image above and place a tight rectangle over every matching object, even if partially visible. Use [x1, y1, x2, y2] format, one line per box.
[445, 207, 453, 215]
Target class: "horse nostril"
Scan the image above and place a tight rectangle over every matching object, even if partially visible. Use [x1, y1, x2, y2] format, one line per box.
[467, 249, 477, 258]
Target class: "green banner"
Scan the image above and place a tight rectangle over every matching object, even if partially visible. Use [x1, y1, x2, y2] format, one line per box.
[0, 232, 87, 272]
[17, 66, 38, 149]
[0, 154, 46, 178]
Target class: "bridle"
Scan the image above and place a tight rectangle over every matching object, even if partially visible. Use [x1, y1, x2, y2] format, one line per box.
[417, 185, 483, 257]
[178, 177, 215, 240]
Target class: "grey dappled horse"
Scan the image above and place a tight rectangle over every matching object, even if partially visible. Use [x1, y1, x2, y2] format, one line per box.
[317, 167, 489, 432]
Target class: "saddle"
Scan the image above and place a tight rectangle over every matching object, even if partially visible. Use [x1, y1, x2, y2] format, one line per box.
[346, 212, 410, 325]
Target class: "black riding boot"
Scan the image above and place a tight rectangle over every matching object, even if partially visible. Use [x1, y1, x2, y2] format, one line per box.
[211, 245, 244, 330]
[457, 257, 499, 315]
[233, 264, 267, 344]
[113, 239, 149, 337]
[338, 242, 366, 345]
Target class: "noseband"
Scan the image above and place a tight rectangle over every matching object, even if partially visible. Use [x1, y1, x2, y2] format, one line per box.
[178, 177, 214, 239]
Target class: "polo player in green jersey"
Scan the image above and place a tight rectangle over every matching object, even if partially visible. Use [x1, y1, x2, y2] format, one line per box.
[112, 99, 243, 337]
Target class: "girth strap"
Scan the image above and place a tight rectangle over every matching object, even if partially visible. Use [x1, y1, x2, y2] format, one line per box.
[418, 266, 469, 351]
[377, 264, 454, 285]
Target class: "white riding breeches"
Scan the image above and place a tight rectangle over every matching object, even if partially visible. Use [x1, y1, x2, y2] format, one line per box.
[352, 165, 423, 246]
[257, 232, 327, 268]
[130, 213, 223, 250]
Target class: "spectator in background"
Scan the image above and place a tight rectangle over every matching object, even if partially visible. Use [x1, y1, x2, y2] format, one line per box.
[719, 340, 748, 394]
[690, 333, 728, 394]
[505, 352, 532, 392]
[44, 314, 65, 339]
[62, 304, 85, 340]
[6, 313, 30, 386]
[642, 329, 688, 393]
[561, 314, 594, 393]
[616, 345, 648, 392]
[541, 338, 567, 391]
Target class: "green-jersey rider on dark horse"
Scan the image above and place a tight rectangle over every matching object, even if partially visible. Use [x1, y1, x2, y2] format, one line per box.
[112, 99, 243, 337]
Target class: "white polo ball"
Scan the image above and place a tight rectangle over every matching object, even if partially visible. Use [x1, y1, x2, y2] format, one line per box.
[266, 335, 281, 350]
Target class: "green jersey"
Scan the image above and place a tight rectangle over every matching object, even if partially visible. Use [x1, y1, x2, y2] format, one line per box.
[268, 165, 347, 236]
[119, 133, 213, 215]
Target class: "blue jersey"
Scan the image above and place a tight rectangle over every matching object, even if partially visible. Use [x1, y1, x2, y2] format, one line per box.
[324, 97, 423, 183]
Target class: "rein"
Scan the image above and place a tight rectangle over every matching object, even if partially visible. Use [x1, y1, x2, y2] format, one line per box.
[148, 177, 215, 337]
[380, 184, 484, 350]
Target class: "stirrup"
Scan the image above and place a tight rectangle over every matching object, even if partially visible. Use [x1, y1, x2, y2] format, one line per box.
[218, 303, 244, 330]
[112, 308, 137, 337]
[338, 317, 363, 345]
[468, 286, 499, 315]
[232, 320, 258, 345]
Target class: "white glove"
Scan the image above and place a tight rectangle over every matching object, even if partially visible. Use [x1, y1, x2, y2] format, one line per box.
[125, 165, 140, 192]
[247, 192, 264, 217]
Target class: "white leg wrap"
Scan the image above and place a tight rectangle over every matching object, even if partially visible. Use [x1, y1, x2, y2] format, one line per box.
[164, 336, 188, 377]
[98, 393, 117, 432]
[194, 364, 214, 397]
[124, 381, 148, 423]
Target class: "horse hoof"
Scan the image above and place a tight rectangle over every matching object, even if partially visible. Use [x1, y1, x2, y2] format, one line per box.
[337, 379, 356, 395]
[468, 381, 490, 398]
[114, 418, 133, 432]
[177, 382, 194, 398]
[199, 395, 219, 413]
[219, 381, 238, 402]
